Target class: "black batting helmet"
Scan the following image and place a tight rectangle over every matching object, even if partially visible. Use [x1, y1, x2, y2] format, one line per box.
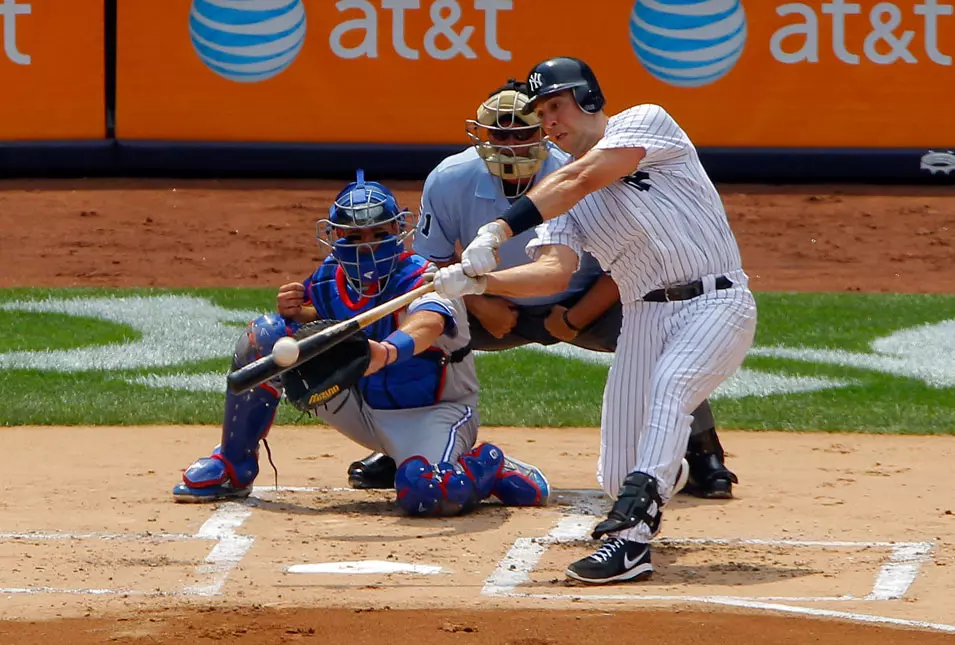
[523, 57, 606, 115]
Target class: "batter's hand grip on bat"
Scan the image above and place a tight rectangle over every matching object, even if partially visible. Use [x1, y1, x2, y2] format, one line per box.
[225, 281, 436, 395]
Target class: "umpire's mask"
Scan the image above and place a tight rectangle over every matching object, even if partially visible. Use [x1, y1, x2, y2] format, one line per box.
[466, 83, 549, 198]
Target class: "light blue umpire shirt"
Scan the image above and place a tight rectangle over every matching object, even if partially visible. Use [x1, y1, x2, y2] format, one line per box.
[412, 144, 605, 307]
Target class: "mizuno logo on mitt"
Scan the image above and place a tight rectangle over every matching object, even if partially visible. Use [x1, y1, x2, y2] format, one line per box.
[308, 385, 340, 406]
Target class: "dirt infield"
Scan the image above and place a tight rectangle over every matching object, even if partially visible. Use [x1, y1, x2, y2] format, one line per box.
[1, 180, 954, 644]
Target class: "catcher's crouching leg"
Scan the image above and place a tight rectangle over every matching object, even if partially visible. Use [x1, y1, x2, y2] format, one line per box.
[172, 314, 288, 503]
[463, 442, 549, 507]
[394, 443, 503, 517]
[395, 457, 481, 517]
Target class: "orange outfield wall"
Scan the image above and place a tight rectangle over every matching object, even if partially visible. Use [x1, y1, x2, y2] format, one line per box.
[115, 0, 954, 148]
[0, 0, 104, 139]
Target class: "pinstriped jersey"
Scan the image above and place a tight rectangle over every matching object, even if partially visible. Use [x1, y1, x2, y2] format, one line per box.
[528, 104, 745, 304]
[302, 254, 477, 410]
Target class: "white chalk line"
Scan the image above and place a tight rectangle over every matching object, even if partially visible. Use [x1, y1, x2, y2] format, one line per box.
[0, 502, 255, 598]
[867, 542, 934, 600]
[0, 531, 196, 541]
[182, 502, 254, 597]
[1, 485, 945, 631]
[481, 497, 951, 633]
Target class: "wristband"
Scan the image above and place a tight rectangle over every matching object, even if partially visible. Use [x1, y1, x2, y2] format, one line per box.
[562, 308, 582, 332]
[383, 330, 415, 364]
[500, 195, 543, 235]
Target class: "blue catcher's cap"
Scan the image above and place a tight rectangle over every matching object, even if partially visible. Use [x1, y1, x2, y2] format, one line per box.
[329, 169, 403, 228]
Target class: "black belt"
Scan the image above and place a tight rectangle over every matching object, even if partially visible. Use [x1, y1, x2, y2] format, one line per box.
[425, 342, 473, 366]
[446, 341, 473, 364]
[643, 276, 733, 302]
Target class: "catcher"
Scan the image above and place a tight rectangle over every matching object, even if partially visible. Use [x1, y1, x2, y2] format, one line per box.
[171, 171, 550, 516]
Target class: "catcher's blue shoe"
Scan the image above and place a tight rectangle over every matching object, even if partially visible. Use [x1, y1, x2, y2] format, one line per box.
[172, 456, 253, 503]
[492, 455, 550, 507]
[172, 480, 252, 503]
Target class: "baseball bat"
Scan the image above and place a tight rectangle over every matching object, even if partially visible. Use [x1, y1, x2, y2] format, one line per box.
[226, 281, 436, 395]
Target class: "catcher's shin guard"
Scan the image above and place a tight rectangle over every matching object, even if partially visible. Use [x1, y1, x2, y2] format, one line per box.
[395, 457, 478, 517]
[492, 455, 550, 506]
[175, 386, 280, 501]
[173, 317, 285, 502]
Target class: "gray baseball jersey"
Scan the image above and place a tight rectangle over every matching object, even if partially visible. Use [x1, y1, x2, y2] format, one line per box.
[313, 292, 480, 467]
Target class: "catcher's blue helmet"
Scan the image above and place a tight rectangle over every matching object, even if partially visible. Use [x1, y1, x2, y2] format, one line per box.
[523, 57, 606, 115]
[318, 170, 412, 296]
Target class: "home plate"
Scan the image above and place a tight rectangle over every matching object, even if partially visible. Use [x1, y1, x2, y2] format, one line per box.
[287, 561, 443, 575]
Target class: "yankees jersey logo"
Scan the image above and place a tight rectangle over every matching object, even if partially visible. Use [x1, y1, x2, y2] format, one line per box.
[528, 72, 543, 92]
[621, 170, 652, 192]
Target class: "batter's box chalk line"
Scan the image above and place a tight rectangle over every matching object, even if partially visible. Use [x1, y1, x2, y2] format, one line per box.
[481, 492, 952, 634]
[0, 502, 254, 599]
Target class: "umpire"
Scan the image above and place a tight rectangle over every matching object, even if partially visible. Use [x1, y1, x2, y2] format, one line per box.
[347, 79, 738, 499]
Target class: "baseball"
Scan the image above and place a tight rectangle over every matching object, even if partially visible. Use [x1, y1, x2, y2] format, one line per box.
[272, 336, 300, 367]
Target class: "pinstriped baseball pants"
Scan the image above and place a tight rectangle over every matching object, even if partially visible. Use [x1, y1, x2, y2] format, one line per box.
[597, 282, 757, 543]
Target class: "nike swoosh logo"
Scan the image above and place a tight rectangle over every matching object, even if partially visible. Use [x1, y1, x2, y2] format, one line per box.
[624, 550, 644, 569]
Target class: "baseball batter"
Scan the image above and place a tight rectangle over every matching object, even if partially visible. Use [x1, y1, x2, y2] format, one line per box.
[348, 80, 741, 500]
[172, 171, 549, 517]
[434, 58, 758, 584]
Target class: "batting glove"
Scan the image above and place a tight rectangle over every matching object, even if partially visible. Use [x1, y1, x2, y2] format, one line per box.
[434, 264, 487, 299]
[461, 221, 507, 277]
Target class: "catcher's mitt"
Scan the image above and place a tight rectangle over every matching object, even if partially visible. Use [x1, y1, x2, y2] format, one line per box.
[280, 320, 371, 413]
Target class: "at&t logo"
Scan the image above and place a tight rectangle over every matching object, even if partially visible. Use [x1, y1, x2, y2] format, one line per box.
[628, 0, 747, 88]
[190, 0, 514, 84]
[0, 0, 30, 65]
[189, 0, 307, 83]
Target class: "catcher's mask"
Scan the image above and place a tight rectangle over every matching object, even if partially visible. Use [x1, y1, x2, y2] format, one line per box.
[317, 170, 412, 297]
[466, 80, 549, 198]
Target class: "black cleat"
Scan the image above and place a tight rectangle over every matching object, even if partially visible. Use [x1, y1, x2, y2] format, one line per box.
[682, 428, 739, 499]
[566, 538, 653, 585]
[347, 452, 397, 490]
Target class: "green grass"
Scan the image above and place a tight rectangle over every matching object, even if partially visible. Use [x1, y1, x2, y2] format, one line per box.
[1, 288, 953, 434]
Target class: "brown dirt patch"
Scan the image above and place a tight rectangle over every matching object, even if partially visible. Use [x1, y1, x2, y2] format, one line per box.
[1, 180, 954, 643]
[0, 179, 952, 292]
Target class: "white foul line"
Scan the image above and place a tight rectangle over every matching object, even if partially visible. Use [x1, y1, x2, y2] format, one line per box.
[699, 598, 955, 634]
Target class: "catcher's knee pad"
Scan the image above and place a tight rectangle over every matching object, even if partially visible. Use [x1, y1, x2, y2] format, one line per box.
[395, 457, 476, 517]
[458, 443, 504, 500]
[492, 456, 550, 507]
[235, 314, 296, 371]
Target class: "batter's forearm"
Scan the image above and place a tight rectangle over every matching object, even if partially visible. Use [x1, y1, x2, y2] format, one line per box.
[484, 262, 572, 298]
[525, 164, 591, 222]
[493, 165, 589, 240]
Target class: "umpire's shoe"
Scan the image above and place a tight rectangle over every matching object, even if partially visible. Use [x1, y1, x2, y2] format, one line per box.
[348, 452, 398, 490]
[682, 428, 739, 499]
[566, 538, 652, 585]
